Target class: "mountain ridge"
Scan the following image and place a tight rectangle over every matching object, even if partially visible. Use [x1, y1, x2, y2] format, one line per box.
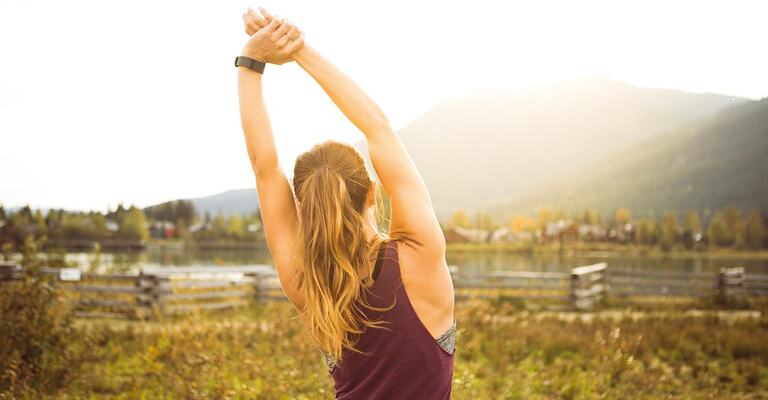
[147, 78, 753, 220]
[488, 97, 768, 219]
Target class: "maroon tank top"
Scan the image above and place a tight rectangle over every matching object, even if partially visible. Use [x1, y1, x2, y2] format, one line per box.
[327, 239, 455, 399]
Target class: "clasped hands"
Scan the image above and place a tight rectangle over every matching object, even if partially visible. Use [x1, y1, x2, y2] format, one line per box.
[240, 7, 305, 65]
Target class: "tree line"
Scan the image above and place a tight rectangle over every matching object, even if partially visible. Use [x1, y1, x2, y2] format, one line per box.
[0, 200, 265, 250]
[447, 206, 768, 250]
[3, 201, 766, 251]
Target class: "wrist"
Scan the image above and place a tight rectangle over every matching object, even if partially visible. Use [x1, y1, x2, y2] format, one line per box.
[235, 55, 266, 74]
[237, 66, 263, 78]
[240, 48, 266, 63]
[292, 45, 313, 64]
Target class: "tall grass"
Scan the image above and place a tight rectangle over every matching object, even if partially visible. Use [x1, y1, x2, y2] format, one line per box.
[0, 238, 83, 398]
[1, 241, 767, 398]
[46, 301, 767, 399]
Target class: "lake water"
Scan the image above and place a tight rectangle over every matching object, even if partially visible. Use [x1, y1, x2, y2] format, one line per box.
[63, 246, 768, 275]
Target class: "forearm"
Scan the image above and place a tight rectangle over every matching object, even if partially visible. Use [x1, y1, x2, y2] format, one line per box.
[238, 67, 279, 175]
[293, 45, 391, 137]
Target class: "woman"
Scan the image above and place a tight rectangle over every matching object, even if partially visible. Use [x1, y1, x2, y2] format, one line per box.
[236, 8, 455, 399]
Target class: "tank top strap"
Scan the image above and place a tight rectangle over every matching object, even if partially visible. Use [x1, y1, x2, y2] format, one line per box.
[374, 240, 400, 282]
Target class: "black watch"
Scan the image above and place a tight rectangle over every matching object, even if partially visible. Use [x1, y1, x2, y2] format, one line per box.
[234, 56, 266, 74]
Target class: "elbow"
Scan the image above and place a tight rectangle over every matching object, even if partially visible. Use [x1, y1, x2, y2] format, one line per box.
[364, 113, 394, 137]
[250, 156, 280, 180]
[374, 108, 391, 130]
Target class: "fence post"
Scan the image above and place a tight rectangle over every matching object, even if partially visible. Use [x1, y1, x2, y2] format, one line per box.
[571, 263, 608, 310]
[136, 272, 164, 319]
[718, 267, 745, 303]
[252, 272, 265, 302]
[0, 263, 21, 281]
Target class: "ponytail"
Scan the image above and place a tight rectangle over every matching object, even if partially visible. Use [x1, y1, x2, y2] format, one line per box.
[293, 142, 390, 364]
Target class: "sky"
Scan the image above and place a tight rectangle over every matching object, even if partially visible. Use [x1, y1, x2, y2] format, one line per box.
[1, 0, 767, 212]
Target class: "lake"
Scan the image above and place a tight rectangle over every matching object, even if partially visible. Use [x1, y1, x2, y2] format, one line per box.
[62, 245, 768, 275]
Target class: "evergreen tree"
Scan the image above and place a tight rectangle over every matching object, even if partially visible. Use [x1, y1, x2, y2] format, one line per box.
[660, 212, 679, 250]
[637, 219, 658, 245]
[614, 208, 632, 226]
[683, 210, 703, 248]
[578, 208, 600, 225]
[723, 207, 745, 248]
[745, 210, 766, 249]
[227, 215, 245, 239]
[117, 207, 149, 241]
[707, 212, 730, 247]
[449, 210, 470, 229]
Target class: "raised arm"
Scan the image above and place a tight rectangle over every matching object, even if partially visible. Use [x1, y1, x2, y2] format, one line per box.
[237, 18, 305, 306]
[291, 45, 446, 259]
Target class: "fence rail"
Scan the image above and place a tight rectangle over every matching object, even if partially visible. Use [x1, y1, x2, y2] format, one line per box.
[2, 262, 767, 318]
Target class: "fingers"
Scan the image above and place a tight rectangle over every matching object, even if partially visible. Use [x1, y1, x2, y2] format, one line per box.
[243, 7, 303, 60]
[283, 31, 305, 55]
[263, 16, 280, 34]
[242, 13, 259, 35]
[273, 18, 293, 47]
[273, 17, 291, 38]
[247, 8, 269, 28]
[258, 7, 274, 22]
[286, 24, 299, 40]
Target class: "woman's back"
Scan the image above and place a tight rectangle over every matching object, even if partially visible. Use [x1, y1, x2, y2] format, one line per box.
[236, 11, 455, 397]
[327, 240, 455, 399]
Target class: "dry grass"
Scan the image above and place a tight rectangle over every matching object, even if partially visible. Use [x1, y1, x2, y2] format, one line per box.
[32, 300, 766, 399]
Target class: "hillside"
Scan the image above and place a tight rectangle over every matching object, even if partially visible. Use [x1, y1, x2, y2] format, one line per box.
[186, 189, 259, 217]
[389, 78, 745, 217]
[151, 78, 748, 220]
[492, 98, 768, 218]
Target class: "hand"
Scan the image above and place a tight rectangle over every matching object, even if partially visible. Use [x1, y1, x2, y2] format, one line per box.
[240, 7, 304, 65]
[243, 7, 269, 36]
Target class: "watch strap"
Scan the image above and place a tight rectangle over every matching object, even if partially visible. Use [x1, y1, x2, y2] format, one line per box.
[234, 56, 266, 74]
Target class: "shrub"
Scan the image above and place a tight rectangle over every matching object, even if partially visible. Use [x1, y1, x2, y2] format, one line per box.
[0, 236, 81, 397]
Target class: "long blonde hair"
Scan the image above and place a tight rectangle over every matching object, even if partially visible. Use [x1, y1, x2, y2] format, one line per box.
[293, 140, 391, 363]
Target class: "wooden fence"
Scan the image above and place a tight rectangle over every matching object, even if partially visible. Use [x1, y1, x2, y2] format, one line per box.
[2, 262, 768, 318]
[0, 263, 282, 319]
[449, 263, 767, 309]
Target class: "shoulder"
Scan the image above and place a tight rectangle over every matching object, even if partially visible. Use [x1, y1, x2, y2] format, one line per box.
[389, 231, 446, 266]
[391, 237, 455, 331]
[389, 235, 448, 285]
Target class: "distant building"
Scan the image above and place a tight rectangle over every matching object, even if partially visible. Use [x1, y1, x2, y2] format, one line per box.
[490, 227, 514, 243]
[512, 231, 534, 242]
[444, 228, 470, 244]
[105, 221, 119, 232]
[188, 222, 211, 234]
[578, 224, 606, 240]
[148, 221, 175, 239]
[542, 220, 579, 242]
[443, 226, 491, 243]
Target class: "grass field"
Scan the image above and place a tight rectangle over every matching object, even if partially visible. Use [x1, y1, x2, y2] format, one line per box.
[3, 242, 768, 398]
[22, 300, 761, 399]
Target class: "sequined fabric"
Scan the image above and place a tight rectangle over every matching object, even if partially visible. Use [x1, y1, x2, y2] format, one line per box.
[436, 320, 457, 355]
[322, 320, 456, 369]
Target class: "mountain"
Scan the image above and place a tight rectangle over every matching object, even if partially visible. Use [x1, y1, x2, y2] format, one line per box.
[491, 97, 768, 218]
[388, 78, 746, 218]
[149, 78, 749, 220]
[186, 189, 259, 217]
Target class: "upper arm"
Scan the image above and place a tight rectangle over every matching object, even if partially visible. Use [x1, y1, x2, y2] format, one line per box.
[238, 69, 304, 307]
[254, 167, 304, 307]
[365, 126, 446, 261]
